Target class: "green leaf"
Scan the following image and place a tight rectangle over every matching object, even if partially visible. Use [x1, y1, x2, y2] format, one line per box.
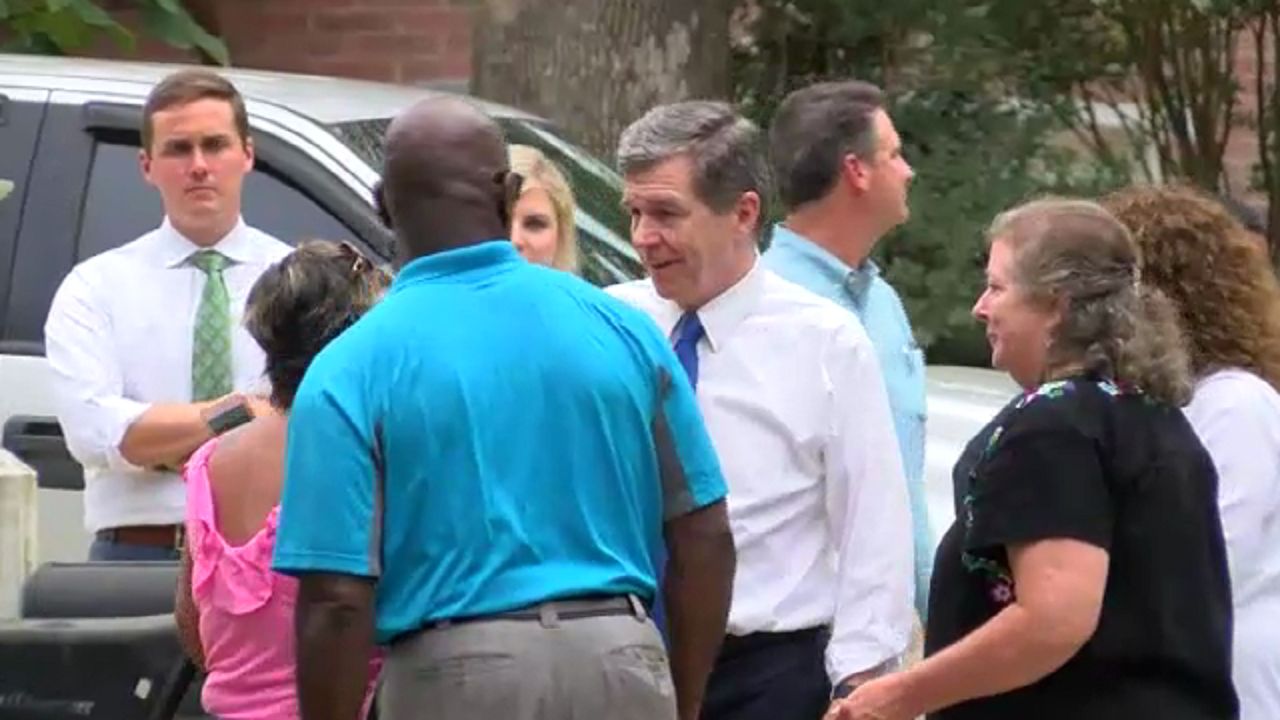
[138, 2, 229, 64]
[65, 0, 117, 27]
[0, 0, 10, 20]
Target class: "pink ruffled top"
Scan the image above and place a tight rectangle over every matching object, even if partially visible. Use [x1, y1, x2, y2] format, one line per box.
[184, 437, 379, 720]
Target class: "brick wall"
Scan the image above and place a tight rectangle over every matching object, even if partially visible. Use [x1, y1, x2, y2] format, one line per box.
[1225, 26, 1271, 202]
[85, 0, 474, 87]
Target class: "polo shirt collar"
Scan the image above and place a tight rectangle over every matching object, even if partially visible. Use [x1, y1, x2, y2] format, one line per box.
[392, 239, 519, 291]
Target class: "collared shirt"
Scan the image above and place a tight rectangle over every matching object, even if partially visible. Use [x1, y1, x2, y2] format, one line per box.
[272, 241, 727, 644]
[44, 217, 291, 532]
[608, 263, 913, 683]
[763, 224, 933, 616]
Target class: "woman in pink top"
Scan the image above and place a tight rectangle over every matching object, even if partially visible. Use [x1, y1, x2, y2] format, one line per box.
[175, 241, 389, 720]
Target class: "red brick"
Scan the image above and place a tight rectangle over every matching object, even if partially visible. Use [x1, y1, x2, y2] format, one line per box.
[394, 6, 472, 36]
[400, 58, 445, 83]
[312, 8, 398, 34]
[440, 51, 471, 79]
[349, 32, 439, 55]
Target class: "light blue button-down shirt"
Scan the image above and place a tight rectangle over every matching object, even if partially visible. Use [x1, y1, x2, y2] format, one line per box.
[763, 224, 933, 616]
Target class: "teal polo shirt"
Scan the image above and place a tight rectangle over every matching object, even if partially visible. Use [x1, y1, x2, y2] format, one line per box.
[273, 240, 727, 643]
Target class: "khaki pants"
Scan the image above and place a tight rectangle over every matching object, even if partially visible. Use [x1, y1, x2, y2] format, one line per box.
[380, 607, 676, 720]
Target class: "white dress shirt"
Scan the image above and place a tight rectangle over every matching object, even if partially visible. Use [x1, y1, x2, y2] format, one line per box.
[608, 263, 914, 683]
[44, 217, 291, 533]
[1184, 368, 1280, 720]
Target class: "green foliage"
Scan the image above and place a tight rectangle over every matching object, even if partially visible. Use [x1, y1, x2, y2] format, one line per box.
[0, 0, 227, 64]
[734, 0, 1126, 365]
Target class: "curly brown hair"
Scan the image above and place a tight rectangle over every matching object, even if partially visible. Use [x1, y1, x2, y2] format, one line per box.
[1102, 184, 1280, 391]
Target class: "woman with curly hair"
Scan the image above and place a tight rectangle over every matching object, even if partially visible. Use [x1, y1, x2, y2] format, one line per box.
[1105, 184, 1280, 720]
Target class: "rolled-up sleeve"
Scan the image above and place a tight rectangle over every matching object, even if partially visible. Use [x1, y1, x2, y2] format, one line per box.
[822, 323, 914, 683]
[44, 267, 149, 472]
[273, 357, 381, 579]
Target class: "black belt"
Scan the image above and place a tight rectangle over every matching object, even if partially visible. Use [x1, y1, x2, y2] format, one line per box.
[719, 626, 830, 658]
[398, 594, 649, 642]
[95, 524, 184, 549]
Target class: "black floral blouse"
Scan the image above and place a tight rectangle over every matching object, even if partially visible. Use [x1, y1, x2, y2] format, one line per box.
[924, 374, 1238, 720]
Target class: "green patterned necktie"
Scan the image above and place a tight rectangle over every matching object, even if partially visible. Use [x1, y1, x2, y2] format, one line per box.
[190, 250, 234, 402]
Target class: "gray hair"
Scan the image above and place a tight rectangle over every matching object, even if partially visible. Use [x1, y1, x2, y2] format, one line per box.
[769, 80, 885, 211]
[617, 101, 771, 234]
[990, 198, 1193, 406]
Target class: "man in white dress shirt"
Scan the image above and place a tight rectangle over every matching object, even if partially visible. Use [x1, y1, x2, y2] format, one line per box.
[45, 70, 290, 561]
[608, 101, 913, 720]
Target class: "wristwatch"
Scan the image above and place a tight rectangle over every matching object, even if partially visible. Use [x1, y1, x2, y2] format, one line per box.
[831, 681, 857, 700]
[203, 395, 255, 436]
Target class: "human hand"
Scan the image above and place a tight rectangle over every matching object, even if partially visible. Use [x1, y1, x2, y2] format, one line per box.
[823, 675, 915, 720]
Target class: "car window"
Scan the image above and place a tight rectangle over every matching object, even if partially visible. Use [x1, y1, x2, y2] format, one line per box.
[0, 93, 46, 342]
[77, 141, 357, 261]
[327, 116, 642, 286]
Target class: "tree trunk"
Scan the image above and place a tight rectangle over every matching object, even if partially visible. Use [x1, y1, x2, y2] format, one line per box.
[471, 0, 733, 161]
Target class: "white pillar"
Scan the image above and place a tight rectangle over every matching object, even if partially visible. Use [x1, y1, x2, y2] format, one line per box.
[0, 449, 37, 619]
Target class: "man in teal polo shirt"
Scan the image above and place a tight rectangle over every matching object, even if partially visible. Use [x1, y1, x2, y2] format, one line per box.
[273, 98, 736, 720]
[762, 81, 933, 618]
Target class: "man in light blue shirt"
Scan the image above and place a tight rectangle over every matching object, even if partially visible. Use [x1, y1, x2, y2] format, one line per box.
[762, 80, 932, 617]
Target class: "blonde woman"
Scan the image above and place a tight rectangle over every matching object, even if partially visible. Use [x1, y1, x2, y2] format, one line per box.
[509, 144, 579, 272]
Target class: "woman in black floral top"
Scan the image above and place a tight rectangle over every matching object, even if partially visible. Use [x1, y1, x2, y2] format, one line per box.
[826, 199, 1237, 720]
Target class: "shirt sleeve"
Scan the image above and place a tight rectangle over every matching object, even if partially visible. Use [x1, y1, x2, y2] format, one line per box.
[966, 399, 1113, 554]
[44, 265, 150, 472]
[273, 355, 382, 578]
[649, 330, 728, 519]
[1184, 375, 1280, 597]
[822, 322, 915, 683]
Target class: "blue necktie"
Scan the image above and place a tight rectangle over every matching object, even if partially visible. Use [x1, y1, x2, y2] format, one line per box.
[653, 311, 704, 640]
[672, 311, 704, 388]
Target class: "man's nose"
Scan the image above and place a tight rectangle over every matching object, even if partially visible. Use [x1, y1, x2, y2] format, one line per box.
[631, 216, 663, 248]
[189, 148, 210, 174]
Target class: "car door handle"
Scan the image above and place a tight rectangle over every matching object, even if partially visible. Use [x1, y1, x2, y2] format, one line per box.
[2, 415, 85, 490]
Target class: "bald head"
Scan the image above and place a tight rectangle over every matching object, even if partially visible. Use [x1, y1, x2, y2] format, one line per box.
[380, 96, 516, 260]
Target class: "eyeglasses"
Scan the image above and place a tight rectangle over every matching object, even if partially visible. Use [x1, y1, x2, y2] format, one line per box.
[337, 240, 370, 274]
[336, 240, 393, 287]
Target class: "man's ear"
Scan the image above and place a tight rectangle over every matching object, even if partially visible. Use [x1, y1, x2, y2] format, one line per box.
[373, 181, 392, 228]
[735, 190, 762, 238]
[497, 170, 524, 230]
[139, 148, 155, 188]
[840, 152, 872, 194]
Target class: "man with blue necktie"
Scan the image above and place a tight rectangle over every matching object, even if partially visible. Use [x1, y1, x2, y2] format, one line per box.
[609, 101, 913, 720]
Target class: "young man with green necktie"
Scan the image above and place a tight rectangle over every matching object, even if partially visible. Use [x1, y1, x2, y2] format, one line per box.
[45, 69, 289, 561]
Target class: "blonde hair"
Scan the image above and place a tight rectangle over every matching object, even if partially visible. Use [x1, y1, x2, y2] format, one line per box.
[509, 145, 578, 272]
[989, 198, 1192, 406]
